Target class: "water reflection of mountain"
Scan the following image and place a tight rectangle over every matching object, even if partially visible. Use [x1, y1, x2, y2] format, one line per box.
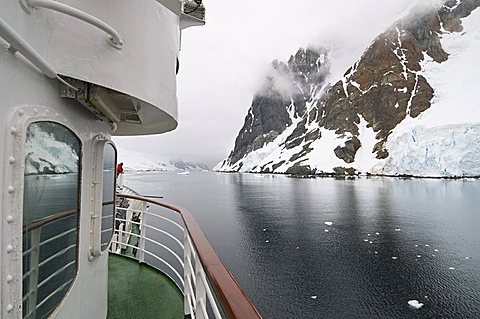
[231, 176, 480, 318]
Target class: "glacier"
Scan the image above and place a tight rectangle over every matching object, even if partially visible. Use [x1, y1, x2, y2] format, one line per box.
[372, 124, 480, 177]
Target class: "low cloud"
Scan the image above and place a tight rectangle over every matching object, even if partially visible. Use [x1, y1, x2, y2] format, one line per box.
[116, 0, 449, 167]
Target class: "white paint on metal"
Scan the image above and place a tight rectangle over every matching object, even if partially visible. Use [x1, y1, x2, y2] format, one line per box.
[24, 0, 124, 48]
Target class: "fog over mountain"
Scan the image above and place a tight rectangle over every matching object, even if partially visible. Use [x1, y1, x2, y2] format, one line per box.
[114, 0, 437, 168]
[216, 0, 480, 177]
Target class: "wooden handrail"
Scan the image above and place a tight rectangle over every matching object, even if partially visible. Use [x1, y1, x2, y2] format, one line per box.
[117, 193, 262, 319]
[23, 209, 78, 232]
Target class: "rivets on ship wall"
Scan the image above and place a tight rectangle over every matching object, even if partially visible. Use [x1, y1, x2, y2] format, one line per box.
[6, 304, 14, 313]
[18, 109, 24, 116]
[6, 245, 14, 253]
[6, 275, 13, 283]
[8, 156, 15, 164]
[32, 108, 38, 115]
[7, 186, 15, 194]
[6, 215, 14, 223]
[10, 127, 17, 135]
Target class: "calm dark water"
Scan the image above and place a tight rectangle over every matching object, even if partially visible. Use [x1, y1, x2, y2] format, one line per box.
[125, 172, 480, 319]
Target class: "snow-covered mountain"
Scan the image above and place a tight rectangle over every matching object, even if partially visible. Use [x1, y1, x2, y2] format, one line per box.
[117, 148, 209, 172]
[25, 122, 80, 175]
[216, 0, 480, 178]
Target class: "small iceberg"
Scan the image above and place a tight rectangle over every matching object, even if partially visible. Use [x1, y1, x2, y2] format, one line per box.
[395, 228, 402, 232]
[324, 221, 333, 226]
[177, 171, 191, 175]
[408, 300, 424, 309]
[311, 296, 317, 299]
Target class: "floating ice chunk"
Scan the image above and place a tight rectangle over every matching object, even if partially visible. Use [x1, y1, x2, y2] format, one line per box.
[369, 241, 373, 244]
[415, 245, 419, 247]
[296, 247, 299, 249]
[374, 251, 378, 254]
[324, 222, 333, 226]
[408, 300, 424, 309]
[364, 239, 369, 242]
[375, 232, 380, 235]
[263, 228, 267, 231]
[325, 229, 329, 233]
[434, 249, 439, 252]
[367, 234, 371, 236]
[265, 240, 270, 243]
[449, 267, 455, 270]
[425, 244, 430, 247]
[466, 257, 470, 260]
[395, 228, 402, 232]
[311, 296, 317, 299]
[392, 257, 398, 260]
[416, 255, 422, 258]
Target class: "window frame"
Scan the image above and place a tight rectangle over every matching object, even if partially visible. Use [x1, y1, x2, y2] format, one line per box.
[89, 135, 117, 259]
[21, 120, 82, 318]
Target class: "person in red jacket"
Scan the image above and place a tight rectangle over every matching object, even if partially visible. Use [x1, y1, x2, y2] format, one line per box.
[116, 162, 124, 177]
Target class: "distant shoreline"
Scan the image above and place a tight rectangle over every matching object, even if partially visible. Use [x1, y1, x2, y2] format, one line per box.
[213, 170, 480, 180]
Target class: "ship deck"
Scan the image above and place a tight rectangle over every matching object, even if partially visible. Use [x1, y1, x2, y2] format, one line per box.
[107, 253, 184, 319]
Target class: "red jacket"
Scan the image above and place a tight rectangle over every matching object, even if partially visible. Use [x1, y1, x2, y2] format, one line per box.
[116, 163, 124, 175]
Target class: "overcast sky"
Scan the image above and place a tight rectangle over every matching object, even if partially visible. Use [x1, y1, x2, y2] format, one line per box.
[114, 0, 429, 168]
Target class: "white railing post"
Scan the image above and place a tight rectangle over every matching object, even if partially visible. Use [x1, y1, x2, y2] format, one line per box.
[184, 231, 193, 316]
[138, 202, 147, 263]
[27, 228, 41, 319]
[195, 256, 207, 319]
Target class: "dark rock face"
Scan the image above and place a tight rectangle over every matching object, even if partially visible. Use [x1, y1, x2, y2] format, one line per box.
[223, 47, 330, 168]
[334, 137, 361, 164]
[219, 1, 480, 174]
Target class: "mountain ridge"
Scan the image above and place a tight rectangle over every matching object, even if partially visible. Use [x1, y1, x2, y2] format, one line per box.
[216, 0, 480, 177]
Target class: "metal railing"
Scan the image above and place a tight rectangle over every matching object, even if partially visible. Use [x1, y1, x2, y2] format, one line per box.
[112, 193, 262, 319]
[22, 210, 78, 319]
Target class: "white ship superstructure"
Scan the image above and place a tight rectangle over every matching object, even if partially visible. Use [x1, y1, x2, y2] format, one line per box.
[0, 1, 260, 318]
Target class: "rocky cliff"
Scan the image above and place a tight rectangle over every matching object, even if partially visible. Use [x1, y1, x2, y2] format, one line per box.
[216, 0, 480, 177]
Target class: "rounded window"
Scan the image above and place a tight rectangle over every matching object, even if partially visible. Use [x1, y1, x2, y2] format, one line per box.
[100, 143, 116, 251]
[22, 122, 81, 318]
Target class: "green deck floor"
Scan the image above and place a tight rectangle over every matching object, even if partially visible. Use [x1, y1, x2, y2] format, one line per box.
[107, 254, 184, 319]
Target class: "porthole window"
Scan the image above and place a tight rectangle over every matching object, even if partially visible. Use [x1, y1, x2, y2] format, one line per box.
[22, 122, 81, 318]
[101, 143, 116, 251]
